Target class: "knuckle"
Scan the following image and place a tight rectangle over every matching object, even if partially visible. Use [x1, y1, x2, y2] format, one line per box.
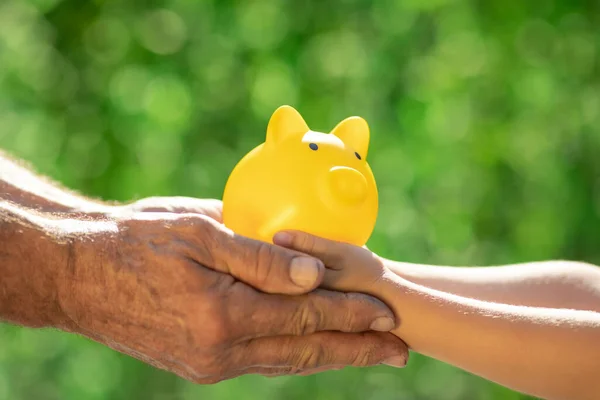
[293, 343, 327, 369]
[250, 241, 278, 286]
[351, 345, 376, 367]
[297, 232, 316, 253]
[226, 235, 283, 289]
[316, 291, 361, 332]
[182, 215, 220, 266]
[293, 299, 324, 335]
[325, 292, 374, 332]
[340, 307, 358, 332]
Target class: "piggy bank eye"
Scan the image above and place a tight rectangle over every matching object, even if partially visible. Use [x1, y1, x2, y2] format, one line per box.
[355, 151, 362, 160]
[309, 143, 319, 151]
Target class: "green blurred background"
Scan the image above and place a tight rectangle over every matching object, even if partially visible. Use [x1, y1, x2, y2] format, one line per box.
[1, 0, 599, 398]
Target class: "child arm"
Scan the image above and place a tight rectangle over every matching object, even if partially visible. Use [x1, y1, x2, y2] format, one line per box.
[274, 232, 600, 400]
[388, 261, 600, 311]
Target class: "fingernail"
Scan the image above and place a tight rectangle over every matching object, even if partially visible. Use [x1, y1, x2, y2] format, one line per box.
[382, 355, 406, 368]
[273, 232, 293, 246]
[370, 317, 395, 332]
[290, 257, 321, 288]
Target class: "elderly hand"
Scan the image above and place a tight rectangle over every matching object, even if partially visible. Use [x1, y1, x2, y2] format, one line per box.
[56, 198, 407, 383]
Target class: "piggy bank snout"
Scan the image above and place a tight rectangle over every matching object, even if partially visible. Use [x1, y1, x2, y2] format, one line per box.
[327, 166, 368, 206]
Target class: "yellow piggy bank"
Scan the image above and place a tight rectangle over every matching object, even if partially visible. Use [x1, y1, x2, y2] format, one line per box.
[222, 105, 378, 246]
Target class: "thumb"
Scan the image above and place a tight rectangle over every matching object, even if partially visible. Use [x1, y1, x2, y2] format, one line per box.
[272, 230, 353, 270]
[272, 230, 385, 292]
[202, 221, 326, 295]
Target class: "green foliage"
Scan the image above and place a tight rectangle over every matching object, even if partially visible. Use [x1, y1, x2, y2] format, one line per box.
[0, 0, 598, 398]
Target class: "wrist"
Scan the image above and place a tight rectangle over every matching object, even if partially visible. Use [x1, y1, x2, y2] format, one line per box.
[52, 213, 120, 334]
[384, 260, 436, 284]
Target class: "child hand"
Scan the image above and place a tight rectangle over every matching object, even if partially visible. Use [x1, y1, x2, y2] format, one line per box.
[273, 231, 390, 294]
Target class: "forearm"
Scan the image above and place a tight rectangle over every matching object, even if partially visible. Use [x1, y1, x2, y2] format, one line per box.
[0, 151, 114, 213]
[377, 267, 600, 400]
[0, 201, 72, 328]
[0, 199, 120, 330]
[388, 260, 600, 312]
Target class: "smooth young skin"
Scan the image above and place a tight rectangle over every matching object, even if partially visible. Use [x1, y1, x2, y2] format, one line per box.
[0, 152, 409, 384]
[274, 231, 600, 400]
[388, 261, 600, 312]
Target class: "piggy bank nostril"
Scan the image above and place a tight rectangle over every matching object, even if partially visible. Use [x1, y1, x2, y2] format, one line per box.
[327, 166, 368, 206]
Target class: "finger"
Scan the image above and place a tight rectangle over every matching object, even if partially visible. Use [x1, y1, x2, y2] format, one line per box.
[229, 287, 396, 340]
[296, 365, 345, 376]
[245, 365, 343, 377]
[241, 366, 299, 377]
[195, 365, 338, 383]
[273, 230, 352, 269]
[235, 331, 408, 371]
[186, 216, 326, 295]
[194, 366, 298, 383]
[273, 230, 385, 290]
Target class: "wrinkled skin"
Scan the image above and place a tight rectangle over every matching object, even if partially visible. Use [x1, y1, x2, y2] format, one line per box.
[54, 197, 408, 383]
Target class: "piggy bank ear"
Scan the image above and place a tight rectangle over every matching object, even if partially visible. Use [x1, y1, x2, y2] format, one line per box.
[331, 116, 370, 158]
[266, 105, 309, 144]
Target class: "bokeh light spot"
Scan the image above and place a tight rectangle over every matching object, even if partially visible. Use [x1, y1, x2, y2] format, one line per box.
[136, 9, 187, 55]
[303, 31, 368, 79]
[235, 1, 289, 50]
[109, 65, 152, 113]
[143, 74, 192, 128]
[83, 17, 131, 64]
[251, 60, 297, 117]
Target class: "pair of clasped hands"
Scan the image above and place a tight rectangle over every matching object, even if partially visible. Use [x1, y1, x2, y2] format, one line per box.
[63, 197, 408, 384]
